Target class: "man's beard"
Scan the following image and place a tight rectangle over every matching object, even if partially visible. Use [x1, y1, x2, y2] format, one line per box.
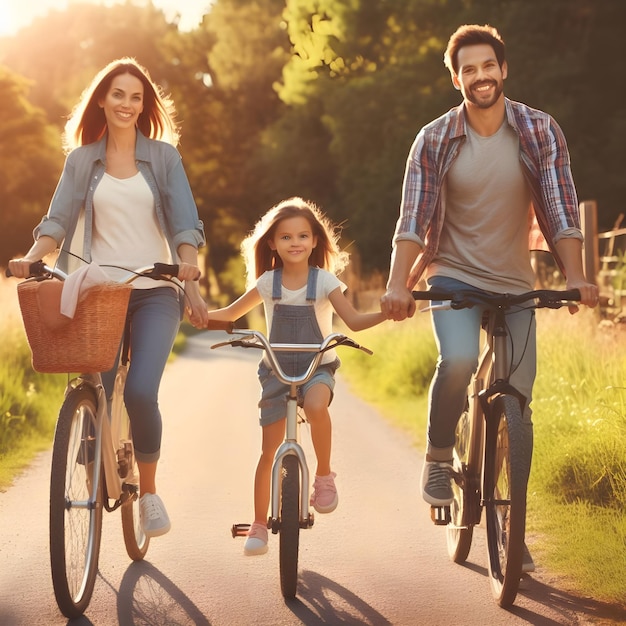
[466, 79, 504, 109]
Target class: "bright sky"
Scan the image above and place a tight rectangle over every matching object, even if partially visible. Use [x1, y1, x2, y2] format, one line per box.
[0, 0, 214, 36]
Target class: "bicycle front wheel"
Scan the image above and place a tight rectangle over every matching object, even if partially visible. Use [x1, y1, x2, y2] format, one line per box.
[279, 455, 300, 598]
[484, 394, 531, 607]
[49, 386, 103, 618]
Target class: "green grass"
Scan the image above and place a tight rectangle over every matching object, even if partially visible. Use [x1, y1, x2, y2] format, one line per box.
[338, 309, 626, 606]
[0, 324, 67, 490]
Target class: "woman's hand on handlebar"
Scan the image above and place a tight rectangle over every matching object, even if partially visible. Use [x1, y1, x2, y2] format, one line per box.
[176, 262, 202, 282]
[7, 258, 36, 279]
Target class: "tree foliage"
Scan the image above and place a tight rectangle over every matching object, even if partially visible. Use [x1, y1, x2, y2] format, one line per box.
[0, 66, 62, 262]
[0, 0, 623, 278]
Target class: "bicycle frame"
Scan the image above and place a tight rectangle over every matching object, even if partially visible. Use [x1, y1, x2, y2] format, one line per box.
[215, 331, 349, 529]
[415, 286, 581, 606]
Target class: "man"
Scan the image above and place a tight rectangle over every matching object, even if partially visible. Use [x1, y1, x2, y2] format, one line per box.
[381, 25, 597, 522]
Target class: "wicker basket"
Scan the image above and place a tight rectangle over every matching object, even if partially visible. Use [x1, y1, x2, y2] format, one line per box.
[17, 279, 132, 373]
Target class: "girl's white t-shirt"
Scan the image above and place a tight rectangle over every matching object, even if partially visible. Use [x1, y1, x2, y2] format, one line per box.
[256, 268, 346, 365]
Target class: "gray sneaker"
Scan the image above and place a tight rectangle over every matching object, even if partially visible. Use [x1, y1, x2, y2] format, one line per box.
[139, 493, 171, 538]
[421, 460, 454, 506]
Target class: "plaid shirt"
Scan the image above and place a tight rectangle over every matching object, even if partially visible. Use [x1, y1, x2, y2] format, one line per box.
[394, 98, 582, 289]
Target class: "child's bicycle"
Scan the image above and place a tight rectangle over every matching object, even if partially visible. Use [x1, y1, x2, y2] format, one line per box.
[211, 328, 372, 599]
[7, 260, 230, 618]
[412, 286, 581, 607]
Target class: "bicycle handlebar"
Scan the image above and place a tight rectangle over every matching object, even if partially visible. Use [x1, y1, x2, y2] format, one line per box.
[211, 329, 373, 386]
[5, 261, 182, 283]
[412, 288, 581, 311]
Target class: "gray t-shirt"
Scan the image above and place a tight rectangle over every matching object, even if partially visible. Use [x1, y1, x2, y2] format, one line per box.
[426, 120, 535, 293]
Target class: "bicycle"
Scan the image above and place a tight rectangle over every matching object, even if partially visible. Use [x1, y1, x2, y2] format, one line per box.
[412, 286, 580, 607]
[211, 329, 372, 599]
[7, 260, 230, 618]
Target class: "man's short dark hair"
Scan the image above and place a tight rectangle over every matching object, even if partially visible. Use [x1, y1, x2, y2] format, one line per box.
[444, 24, 506, 75]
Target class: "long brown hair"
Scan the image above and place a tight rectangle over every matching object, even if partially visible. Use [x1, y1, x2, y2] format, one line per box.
[63, 57, 179, 152]
[241, 197, 349, 288]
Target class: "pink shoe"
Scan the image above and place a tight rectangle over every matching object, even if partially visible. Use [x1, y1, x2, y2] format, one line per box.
[244, 521, 268, 556]
[310, 472, 338, 513]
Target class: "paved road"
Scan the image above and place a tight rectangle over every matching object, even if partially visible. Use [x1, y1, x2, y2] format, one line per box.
[1, 332, 624, 625]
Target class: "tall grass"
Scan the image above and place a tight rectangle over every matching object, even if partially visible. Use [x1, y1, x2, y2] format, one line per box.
[0, 277, 66, 489]
[338, 308, 626, 605]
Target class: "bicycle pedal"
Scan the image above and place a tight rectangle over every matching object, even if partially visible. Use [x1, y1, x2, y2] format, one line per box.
[430, 505, 451, 526]
[231, 523, 250, 538]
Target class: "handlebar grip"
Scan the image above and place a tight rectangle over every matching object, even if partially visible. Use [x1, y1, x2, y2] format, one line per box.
[153, 262, 180, 277]
[412, 290, 454, 301]
[206, 320, 235, 332]
[5, 260, 46, 278]
[560, 288, 581, 301]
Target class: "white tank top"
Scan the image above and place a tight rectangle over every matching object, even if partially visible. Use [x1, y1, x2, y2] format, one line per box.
[91, 172, 173, 289]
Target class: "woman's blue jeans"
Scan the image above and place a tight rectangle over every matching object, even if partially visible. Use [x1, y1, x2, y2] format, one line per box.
[101, 287, 180, 463]
[426, 276, 536, 461]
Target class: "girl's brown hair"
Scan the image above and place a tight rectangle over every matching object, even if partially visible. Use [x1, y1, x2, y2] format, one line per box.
[241, 197, 349, 288]
[63, 57, 179, 152]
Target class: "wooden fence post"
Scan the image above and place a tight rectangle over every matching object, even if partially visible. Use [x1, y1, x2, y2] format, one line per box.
[580, 200, 599, 284]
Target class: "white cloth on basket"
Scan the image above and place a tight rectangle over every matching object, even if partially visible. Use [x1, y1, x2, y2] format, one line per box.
[60, 264, 110, 319]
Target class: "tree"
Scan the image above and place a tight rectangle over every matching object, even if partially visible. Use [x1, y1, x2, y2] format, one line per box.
[0, 66, 62, 264]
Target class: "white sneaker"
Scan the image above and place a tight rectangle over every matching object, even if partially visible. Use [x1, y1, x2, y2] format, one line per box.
[139, 493, 171, 538]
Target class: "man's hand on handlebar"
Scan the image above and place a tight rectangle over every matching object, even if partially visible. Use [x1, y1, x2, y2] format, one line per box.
[565, 278, 599, 315]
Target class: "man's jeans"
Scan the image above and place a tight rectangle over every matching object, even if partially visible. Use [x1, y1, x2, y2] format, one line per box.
[426, 276, 536, 461]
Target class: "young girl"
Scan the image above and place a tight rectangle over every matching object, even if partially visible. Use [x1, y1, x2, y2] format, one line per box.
[206, 197, 385, 555]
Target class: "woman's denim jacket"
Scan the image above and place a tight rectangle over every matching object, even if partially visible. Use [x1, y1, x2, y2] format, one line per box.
[34, 130, 206, 272]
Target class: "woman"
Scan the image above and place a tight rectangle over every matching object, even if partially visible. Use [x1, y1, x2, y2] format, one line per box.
[9, 58, 209, 537]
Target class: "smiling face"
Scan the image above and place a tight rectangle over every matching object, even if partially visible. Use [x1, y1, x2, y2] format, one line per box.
[268, 215, 318, 267]
[98, 72, 144, 131]
[453, 43, 507, 110]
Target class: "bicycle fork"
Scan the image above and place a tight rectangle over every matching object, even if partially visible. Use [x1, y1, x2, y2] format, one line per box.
[269, 390, 314, 532]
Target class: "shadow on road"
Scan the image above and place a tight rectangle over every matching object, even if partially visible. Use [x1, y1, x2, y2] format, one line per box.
[285, 570, 392, 625]
[114, 561, 211, 626]
[512, 576, 626, 625]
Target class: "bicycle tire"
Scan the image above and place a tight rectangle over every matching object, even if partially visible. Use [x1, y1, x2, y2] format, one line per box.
[484, 394, 530, 607]
[49, 386, 103, 618]
[121, 474, 149, 560]
[446, 407, 474, 563]
[120, 431, 149, 561]
[279, 454, 300, 598]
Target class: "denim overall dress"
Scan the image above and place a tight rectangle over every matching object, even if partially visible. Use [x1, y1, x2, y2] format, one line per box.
[257, 267, 339, 426]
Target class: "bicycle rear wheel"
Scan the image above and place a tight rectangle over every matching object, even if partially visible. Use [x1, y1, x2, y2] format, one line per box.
[49, 385, 103, 618]
[484, 394, 530, 607]
[279, 455, 300, 598]
[446, 407, 474, 563]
